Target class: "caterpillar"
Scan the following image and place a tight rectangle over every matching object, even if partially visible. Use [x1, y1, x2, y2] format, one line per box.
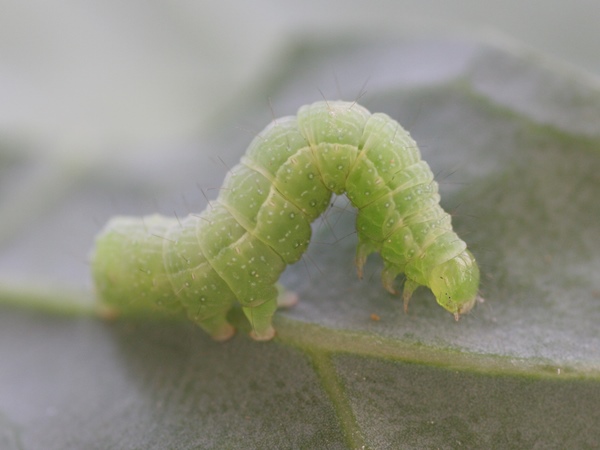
[91, 101, 480, 341]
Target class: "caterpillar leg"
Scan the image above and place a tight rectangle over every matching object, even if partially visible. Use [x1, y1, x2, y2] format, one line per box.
[243, 297, 278, 341]
[275, 283, 298, 308]
[402, 279, 420, 313]
[381, 265, 402, 295]
[194, 313, 236, 342]
[355, 240, 377, 279]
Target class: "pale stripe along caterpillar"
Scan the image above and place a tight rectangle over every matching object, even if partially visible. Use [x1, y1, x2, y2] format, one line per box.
[91, 101, 480, 341]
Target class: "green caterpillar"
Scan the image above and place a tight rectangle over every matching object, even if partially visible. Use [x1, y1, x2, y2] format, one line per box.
[91, 101, 480, 341]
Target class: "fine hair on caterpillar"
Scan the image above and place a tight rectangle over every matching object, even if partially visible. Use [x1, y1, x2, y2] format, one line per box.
[91, 100, 480, 341]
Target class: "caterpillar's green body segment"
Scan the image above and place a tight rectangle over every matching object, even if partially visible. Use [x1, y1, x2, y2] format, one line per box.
[92, 101, 480, 341]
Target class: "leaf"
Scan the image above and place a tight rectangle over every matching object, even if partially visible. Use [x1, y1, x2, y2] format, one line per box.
[1, 36, 599, 449]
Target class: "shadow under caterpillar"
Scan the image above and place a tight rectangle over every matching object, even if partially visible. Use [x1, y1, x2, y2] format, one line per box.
[91, 101, 480, 341]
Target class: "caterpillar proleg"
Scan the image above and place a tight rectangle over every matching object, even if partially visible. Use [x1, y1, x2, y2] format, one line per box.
[91, 101, 480, 341]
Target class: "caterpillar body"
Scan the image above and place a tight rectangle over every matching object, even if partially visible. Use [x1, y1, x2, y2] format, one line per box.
[91, 101, 479, 341]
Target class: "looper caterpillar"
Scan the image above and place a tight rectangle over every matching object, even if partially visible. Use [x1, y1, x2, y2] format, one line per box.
[91, 101, 480, 341]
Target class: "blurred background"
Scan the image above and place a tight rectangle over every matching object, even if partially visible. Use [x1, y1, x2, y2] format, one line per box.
[2, 0, 599, 152]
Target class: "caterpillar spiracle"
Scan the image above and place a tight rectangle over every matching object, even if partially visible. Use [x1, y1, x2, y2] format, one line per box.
[91, 101, 480, 341]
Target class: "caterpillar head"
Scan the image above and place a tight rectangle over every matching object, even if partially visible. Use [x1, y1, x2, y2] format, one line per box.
[428, 250, 480, 320]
